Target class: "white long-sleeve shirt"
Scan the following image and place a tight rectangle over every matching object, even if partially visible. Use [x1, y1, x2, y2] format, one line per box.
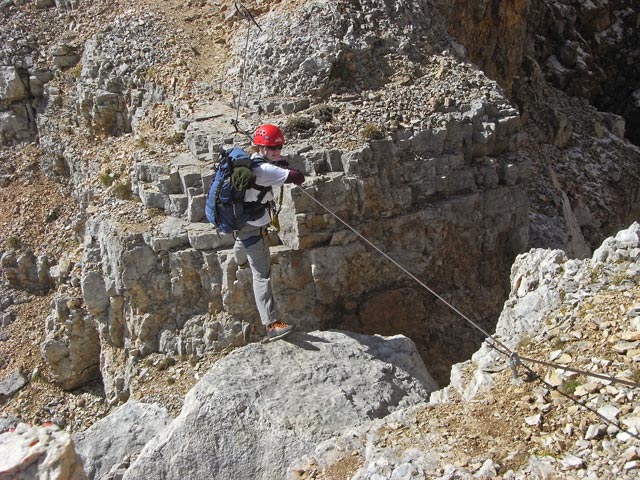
[245, 156, 289, 227]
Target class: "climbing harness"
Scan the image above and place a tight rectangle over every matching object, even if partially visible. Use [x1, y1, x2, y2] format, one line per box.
[294, 184, 640, 439]
[270, 186, 285, 232]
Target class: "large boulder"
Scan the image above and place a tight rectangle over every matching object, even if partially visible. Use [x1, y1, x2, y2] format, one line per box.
[0, 250, 53, 293]
[123, 330, 437, 480]
[73, 400, 172, 480]
[0, 423, 86, 480]
[432, 222, 640, 403]
[41, 292, 101, 391]
[0, 66, 28, 106]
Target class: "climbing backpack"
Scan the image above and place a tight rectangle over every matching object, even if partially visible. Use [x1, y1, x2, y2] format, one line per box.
[205, 147, 271, 234]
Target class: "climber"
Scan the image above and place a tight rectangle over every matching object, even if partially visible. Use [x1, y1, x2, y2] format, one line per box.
[234, 123, 305, 341]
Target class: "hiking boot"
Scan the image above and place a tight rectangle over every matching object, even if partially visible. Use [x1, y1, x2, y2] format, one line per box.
[266, 320, 294, 341]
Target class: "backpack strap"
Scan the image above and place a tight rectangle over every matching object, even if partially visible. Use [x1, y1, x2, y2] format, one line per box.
[247, 156, 273, 204]
[254, 185, 271, 204]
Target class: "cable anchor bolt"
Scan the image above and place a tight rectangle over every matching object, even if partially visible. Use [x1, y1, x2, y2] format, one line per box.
[509, 353, 522, 382]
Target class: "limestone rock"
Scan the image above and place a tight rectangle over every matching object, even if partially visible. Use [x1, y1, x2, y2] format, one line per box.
[41, 293, 101, 391]
[432, 222, 640, 403]
[0, 423, 87, 480]
[50, 43, 80, 68]
[0, 250, 53, 293]
[73, 400, 172, 480]
[0, 368, 28, 403]
[123, 330, 437, 480]
[0, 66, 28, 105]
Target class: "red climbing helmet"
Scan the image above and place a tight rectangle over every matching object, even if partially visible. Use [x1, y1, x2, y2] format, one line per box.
[253, 124, 285, 147]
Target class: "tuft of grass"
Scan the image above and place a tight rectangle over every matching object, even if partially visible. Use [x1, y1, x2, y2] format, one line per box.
[589, 266, 604, 282]
[146, 208, 165, 218]
[30, 368, 48, 384]
[610, 272, 628, 286]
[285, 115, 315, 132]
[157, 357, 176, 371]
[141, 66, 160, 81]
[135, 136, 149, 149]
[68, 63, 82, 78]
[561, 377, 583, 395]
[163, 131, 185, 145]
[99, 172, 115, 187]
[113, 182, 132, 200]
[517, 335, 533, 349]
[45, 206, 61, 223]
[309, 103, 339, 123]
[360, 123, 385, 140]
[6, 236, 21, 250]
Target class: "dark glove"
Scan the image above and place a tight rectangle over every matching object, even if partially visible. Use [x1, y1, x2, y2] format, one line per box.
[272, 159, 289, 168]
[285, 169, 305, 185]
[231, 166, 256, 191]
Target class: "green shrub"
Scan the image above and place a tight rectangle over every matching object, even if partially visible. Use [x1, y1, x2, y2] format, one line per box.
[309, 104, 339, 123]
[285, 115, 315, 132]
[113, 182, 132, 200]
[329, 59, 354, 83]
[157, 357, 176, 371]
[360, 123, 385, 140]
[99, 168, 115, 187]
[100, 172, 115, 187]
[68, 64, 82, 78]
[6, 236, 20, 250]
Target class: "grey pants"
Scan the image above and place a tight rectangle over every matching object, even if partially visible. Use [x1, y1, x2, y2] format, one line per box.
[233, 224, 278, 326]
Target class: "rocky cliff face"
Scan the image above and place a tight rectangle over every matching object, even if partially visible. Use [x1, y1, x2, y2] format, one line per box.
[442, 0, 640, 145]
[3, 223, 638, 479]
[0, 1, 639, 474]
[288, 222, 640, 479]
[441, 0, 640, 254]
[2, 0, 533, 399]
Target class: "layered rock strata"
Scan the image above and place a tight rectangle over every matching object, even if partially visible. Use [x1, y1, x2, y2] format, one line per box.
[35, 0, 530, 398]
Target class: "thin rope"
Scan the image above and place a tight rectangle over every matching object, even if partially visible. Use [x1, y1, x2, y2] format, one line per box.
[294, 185, 640, 391]
[517, 360, 640, 439]
[293, 182, 640, 440]
[518, 354, 640, 389]
[294, 185, 512, 356]
[232, 2, 262, 136]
